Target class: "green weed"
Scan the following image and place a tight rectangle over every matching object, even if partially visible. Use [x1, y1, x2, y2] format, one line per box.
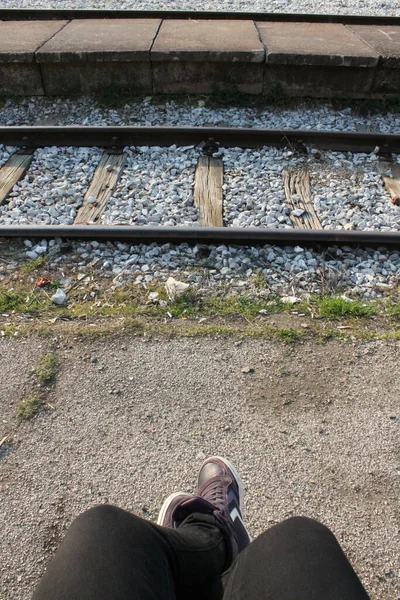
[317, 297, 376, 319]
[20, 257, 47, 274]
[385, 300, 400, 318]
[0, 288, 43, 313]
[35, 353, 58, 382]
[274, 329, 302, 343]
[17, 396, 42, 419]
[252, 271, 269, 290]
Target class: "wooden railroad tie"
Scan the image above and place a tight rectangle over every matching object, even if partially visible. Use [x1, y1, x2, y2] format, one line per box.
[382, 175, 400, 206]
[194, 155, 224, 227]
[75, 151, 126, 225]
[0, 152, 33, 206]
[283, 169, 322, 230]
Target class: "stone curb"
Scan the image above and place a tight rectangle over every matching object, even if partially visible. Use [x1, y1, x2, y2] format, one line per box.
[0, 18, 399, 97]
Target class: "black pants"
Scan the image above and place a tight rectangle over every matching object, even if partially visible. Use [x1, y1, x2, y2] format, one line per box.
[32, 505, 370, 600]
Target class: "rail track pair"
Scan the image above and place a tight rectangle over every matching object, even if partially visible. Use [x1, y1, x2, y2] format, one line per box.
[0, 126, 399, 248]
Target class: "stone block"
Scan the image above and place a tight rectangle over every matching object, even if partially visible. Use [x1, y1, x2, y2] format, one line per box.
[151, 20, 264, 94]
[153, 61, 263, 94]
[40, 62, 152, 95]
[257, 22, 379, 67]
[257, 22, 378, 97]
[264, 64, 375, 98]
[348, 25, 400, 93]
[0, 20, 67, 95]
[36, 19, 160, 95]
[36, 19, 161, 62]
[348, 25, 400, 68]
[151, 19, 264, 62]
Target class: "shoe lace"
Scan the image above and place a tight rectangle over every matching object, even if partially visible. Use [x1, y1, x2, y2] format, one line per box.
[203, 480, 226, 513]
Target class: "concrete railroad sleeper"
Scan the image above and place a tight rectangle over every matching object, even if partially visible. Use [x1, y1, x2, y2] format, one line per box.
[0, 125, 400, 249]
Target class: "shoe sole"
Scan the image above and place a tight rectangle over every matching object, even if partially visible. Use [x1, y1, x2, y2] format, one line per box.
[157, 491, 191, 526]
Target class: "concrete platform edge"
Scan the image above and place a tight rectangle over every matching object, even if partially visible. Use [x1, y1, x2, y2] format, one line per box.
[0, 18, 399, 97]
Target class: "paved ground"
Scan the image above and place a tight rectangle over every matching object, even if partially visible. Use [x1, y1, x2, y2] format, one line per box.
[0, 334, 399, 599]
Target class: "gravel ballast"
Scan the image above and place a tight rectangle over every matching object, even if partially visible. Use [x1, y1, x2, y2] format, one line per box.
[0, 144, 15, 169]
[2, 239, 398, 300]
[0, 336, 399, 600]
[1, 97, 400, 134]
[0, 147, 102, 226]
[1, 144, 399, 232]
[102, 146, 199, 226]
[310, 151, 400, 232]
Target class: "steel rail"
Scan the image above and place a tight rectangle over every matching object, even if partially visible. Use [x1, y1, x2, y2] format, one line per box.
[0, 9, 399, 25]
[1, 226, 400, 248]
[1, 126, 399, 248]
[2, 126, 400, 153]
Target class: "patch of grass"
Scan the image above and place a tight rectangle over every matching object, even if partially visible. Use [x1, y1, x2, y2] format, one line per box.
[146, 322, 277, 340]
[252, 271, 269, 290]
[41, 280, 62, 291]
[148, 323, 243, 338]
[316, 329, 343, 342]
[317, 297, 377, 319]
[381, 330, 400, 341]
[0, 288, 44, 313]
[17, 396, 42, 419]
[199, 295, 281, 320]
[0, 289, 27, 312]
[0, 325, 20, 337]
[385, 299, 400, 319]
[22, 286, 278, 321]
[35, 353, 58, 382]
[0, 276, 397, 334]
[71, 319, 145, 338]
[20, 256, 47, 274]
[274, 328, 302, 343]
[168, 291, 200, 318]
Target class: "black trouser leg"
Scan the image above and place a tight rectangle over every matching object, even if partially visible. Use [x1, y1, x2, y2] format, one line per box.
[222, 516, 370, 600]
[32, 504, 227, 600]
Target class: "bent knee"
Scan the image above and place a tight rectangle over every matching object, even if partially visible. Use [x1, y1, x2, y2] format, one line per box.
[73, 504, 125, 529]
[281, 516, 337, 541]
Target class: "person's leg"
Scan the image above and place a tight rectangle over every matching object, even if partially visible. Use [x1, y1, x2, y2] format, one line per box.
[222, 516, 370, 600]
[32, 503, 228, 600]
[33, 456, 251, 600]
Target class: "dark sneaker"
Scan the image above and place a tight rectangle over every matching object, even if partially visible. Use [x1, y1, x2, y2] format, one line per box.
[158, 493, 218, 529]
[196, 456, 251, 554]
[157, 492, 192, 528]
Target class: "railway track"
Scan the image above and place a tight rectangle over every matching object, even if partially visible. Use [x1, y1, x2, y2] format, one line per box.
[0, 125, 400, 248]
